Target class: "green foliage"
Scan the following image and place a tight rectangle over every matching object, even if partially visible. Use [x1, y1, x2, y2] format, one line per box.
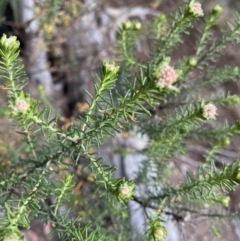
[1, 0, 240, 240]
[117, 21, 142, 67]
[156, 161, 240, 204]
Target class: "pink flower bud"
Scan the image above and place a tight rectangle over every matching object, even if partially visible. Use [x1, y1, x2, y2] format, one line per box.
[15, 99, 29, 112]
[120, 184, 130, 195]
[118, 182, 134, 200]
[189, 2, 204, 16]
[202, 103, 217, 120]
[158, 65, 177, 88]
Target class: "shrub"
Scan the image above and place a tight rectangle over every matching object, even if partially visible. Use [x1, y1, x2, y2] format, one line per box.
[1, 1, 240, 240]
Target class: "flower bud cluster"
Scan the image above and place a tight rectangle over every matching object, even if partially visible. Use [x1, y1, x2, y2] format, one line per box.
[188, 57, 198, 67]
[117, 180, 135, 201]
[211, 5, 223, 17]
[101, 61, 120, 87]
[103, 61, 119, 76]
[122, 21, 142, 31]
[158, 65, 177, 88]
[15, 99, 30, 112]
[214, 195, 230, 207]
[202, 103, 217, 120]
[10, 92, 33, 117]
[147, 217, 167, 241]
[0, 34, 20, 51]
[189, 2, 204, 17]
